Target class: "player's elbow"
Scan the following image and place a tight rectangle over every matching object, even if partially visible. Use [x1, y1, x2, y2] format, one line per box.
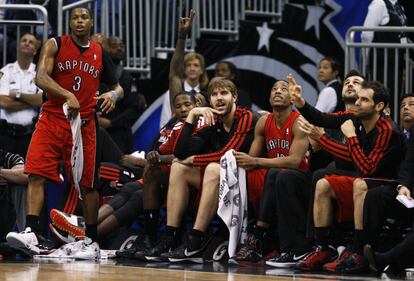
[286, 156, 303, 169]
[35, 71, 47, 89]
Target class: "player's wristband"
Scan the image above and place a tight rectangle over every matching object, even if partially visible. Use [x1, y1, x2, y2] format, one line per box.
[110, 90, 120, 102]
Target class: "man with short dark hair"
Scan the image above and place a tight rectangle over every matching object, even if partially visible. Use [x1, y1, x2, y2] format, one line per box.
[97, 36, 141, 153]
[6, 7, 123, 258]
[291, 76, 404, 273]
[400, 93, 414, 136]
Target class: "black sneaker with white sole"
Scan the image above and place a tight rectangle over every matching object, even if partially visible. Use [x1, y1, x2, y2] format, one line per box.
[266, 251, 311, 268]
[144, 232, 179, 262]
[164, 232, 213, 263]
[116, 233, 153, 259]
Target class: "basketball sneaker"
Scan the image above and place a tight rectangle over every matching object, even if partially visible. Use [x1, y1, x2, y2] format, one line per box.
[296, 245, 337, 271]
[49, 223, 76, 244]
[50, 209, 85, 239]
[116, 233, 153, 259]
[6, 227, 40, 255]
[72, 238, 101, 260]
[165, 231, 213, 263]
[6, 227, 54, 256]
[144, 232, 179, 262]
[231, 233, 277, 265]
[266, 251, 311, 268]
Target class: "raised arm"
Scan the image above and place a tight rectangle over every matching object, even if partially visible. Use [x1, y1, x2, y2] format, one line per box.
[35, 38, 80, 118]
[288, 74, 352, 128]
[168, 10, 196, 106]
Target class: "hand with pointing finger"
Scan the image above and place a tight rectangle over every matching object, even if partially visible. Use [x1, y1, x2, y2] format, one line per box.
[287, 74, 305, 108]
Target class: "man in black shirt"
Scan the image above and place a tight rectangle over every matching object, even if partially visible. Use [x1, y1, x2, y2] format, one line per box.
[291, 75, 404, 273]
[97, 36, 141, 153]
[0, 149, 28, 240]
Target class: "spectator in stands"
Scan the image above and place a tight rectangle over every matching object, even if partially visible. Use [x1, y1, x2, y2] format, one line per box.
[0, 0, 6, 57]
[400, 93, 414, 135]
[362, 0, 407, 46]
[160, 9, 209, 127]
[214, 61, 252, 108]
[97, 36, 141, 153]
[291, 76, 404, 273]
[91, 33, 109, 51]
[362, 0, 408, 99]
[0, 33, 42, 158]
[140, 78, 256, 262]
[5, 0, 70, 63]
[0, 148, 28, 240]
[231, 80, 310, 265]
[315, 57, 343, 113]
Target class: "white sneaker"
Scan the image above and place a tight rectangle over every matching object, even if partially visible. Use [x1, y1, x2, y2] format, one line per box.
[6, 227, 40, 256]
[72, 238, 101, 260]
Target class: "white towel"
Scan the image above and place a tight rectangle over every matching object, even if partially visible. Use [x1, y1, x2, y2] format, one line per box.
[63, 104, 84, 200]
[217, 149, 248, 258]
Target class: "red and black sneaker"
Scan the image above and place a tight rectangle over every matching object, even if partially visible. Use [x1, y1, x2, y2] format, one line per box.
[336, 252, 368, 273]
[323, 248, 353, 272]
[296, 245, 337, 271]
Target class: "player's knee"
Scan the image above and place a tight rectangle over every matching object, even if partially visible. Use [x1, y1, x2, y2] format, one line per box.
[204, 163, 220, 178]
[315, 178, 332, 199]
[28, 174, 47, 187]
[353, 179, 368, 199]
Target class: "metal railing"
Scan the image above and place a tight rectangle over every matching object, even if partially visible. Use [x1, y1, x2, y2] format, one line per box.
[0, 4, 49, 66]
[57, 0, 151, 78]
[345, 26, 414, 121]
[198, 0, 239, 37]
[240, 0, 284, 22]
[151, 0, 198, 55]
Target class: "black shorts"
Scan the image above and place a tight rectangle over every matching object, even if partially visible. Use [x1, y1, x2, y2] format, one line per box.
[107, 182, 144, 226]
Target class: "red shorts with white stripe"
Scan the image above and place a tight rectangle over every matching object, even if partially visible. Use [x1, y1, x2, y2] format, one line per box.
[324, 175, 357, 222]
[25, 111, 97, 189]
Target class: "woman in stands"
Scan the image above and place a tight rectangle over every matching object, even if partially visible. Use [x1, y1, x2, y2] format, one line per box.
[315, 57, 344, 113]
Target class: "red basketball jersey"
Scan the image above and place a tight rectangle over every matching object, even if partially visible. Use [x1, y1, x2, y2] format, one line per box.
[264, 111, 309, 170]
[42, 35, 103, 119]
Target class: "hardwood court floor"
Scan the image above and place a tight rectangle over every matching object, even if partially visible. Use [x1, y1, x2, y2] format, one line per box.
[0, 259, 404, 281]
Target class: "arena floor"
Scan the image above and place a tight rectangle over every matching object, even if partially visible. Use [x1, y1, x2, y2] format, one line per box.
[0, 257, 407, 281]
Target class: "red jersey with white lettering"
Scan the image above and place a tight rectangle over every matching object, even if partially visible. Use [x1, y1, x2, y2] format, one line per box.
[264, 111, 309, 170]
[42, 35, 102, 120]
